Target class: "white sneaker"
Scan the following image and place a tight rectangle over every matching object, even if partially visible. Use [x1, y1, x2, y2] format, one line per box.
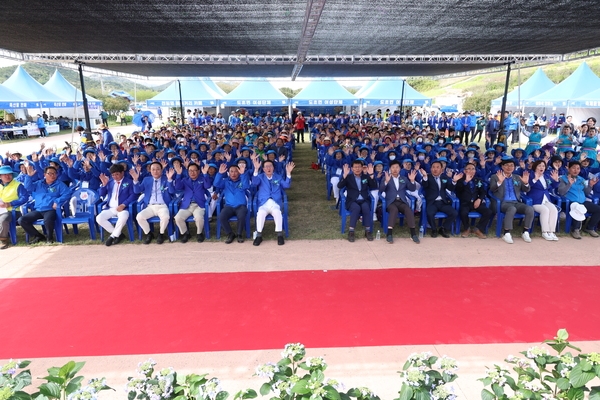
[542, 232, 553, 241]
[550, 232, 559, 241]
[373, 214, 378, 222]
[502, 232, 514, 244]
[522, 231, 532, 243]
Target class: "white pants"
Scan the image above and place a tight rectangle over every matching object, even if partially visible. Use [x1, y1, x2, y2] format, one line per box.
[174, 203, 205, 234]
[330, 176, 340, 200]
[256, 199, 283, 232]
[136, 204, 170, 234]
[533, 202, 558, 233]
[96, 207, 129, 238]
[370, 189, 379, 217]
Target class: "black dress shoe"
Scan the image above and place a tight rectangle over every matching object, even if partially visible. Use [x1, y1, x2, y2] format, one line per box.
[113, 233, 126, 245]
[253, 236, 263, 246]
[156, 233, 165, 244]
[105, 236, 115, 247]
[386, 234, 394, 244]
[237, 235, 244, 243]
[365, 230, 374, 241]
[438, 227, 450, 238]
[29, 236, 43, 245]
[180, 231, 190, 243]
[197, 232, 205, 243]
[143, 231, 154, 244]
[411, 235, 421, 244]
[225, 233, 236, 244]
[348, 231, 355, 242]
[430, 229, 438, 238]
[277, 236, 285, 245]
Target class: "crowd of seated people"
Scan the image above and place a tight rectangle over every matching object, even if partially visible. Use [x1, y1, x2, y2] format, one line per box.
[2, 108, 600, 250]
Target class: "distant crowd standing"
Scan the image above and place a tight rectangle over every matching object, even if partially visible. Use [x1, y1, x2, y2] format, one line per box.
[0, 107, 599, 250]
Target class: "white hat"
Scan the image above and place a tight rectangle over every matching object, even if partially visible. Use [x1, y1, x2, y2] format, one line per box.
[569, 203, 587, 222]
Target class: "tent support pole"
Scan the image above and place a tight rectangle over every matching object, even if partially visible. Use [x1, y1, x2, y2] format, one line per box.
[499, 62, 514, 143]
[399, 79, 406, 123]
[76, 62, 92, 142]
[178, 80, 185, 126]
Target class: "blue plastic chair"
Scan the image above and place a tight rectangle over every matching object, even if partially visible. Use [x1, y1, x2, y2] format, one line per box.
[8, 209, 18, 245]
[60, 188, 100, 241]
[560, 196, 598, 233]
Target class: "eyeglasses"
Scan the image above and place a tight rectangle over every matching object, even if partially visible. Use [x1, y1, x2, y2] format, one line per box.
[45, 172, 57, 176]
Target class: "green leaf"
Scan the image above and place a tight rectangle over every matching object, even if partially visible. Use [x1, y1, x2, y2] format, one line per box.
[595, 365, 600, 377]
[323, 386, 340, 400]
[292, 381, 310, 395]
[557, 378, 571, 390]
[12, 391, 33, 400]
[38, 383, 61, 399]
[589, 386, 600, 400]
[480, 377, 492, 386]
[127, 390, 136, 400]
[413, 388, 429, 400]
[427, 356, 438, 365]
[311, 370, 325, 383]
[517, 389, 533, 400]
[569, 366, 596, 388]
[13, 371, 32, 391]
[402, 360, 411, 370]
[242, 389, 257, 399]
[172, 396, 186, 400]
[491, 383, 504, 397]
[310, 395, 322, 400]
[58, 362, 75, 379]
[42, 376, 64, 385]
[481, 389, 496, 400]
[505, 376, 518, 391]
[216, 391, 229, 400]
[69, 362, 85, 379]
[17, 361, 32, 369]
[397, 385, 413, 400]
[278, 358, 291, 367]
[339, 393, 351, 400]
[347, 389, 361, 398]
[579, 359, 593, 372]
[566, 343, 582, 352]
[66, 376, 84, 395]
[46, 368, 60, 378]
[260, 383, 272, 396]
[298, 362, 309, 370]
[566, 387, 585, 400]
[557, 329, 569, 341]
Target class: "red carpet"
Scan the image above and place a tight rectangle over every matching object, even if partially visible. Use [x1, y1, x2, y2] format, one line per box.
[1, 266, 600, 358]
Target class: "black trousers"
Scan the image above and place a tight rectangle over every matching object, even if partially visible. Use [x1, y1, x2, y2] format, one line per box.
[426, 200, 457, 231]
[18, 210, 58, 239]
[386, 199, 415, 228]
[295, 129, 305, 143]
[574, 202, 600, 231]
[219, 205, 248, 235]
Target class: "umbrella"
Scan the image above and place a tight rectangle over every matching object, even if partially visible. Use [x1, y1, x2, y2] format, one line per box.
[132, 111, 155, 128]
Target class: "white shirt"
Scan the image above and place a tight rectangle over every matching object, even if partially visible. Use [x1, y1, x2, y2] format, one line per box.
[108, 179, 122, 209]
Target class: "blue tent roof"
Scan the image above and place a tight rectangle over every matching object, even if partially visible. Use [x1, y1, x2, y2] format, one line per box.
[360, 79, 431, 107]
[146, 79, 220, 107]
[570, 86, 600, 107]
[523, 62, 600, 107]
[0, 84, 38, 108]
[220, 80, 288, 107]
[353, 81, 376, 98]
[43, 70, 102, 107]
[292, 80, 358, 106]
[2, 66, 66, 107]
[491, 68, 556, 107]
[200, 79, 227, 97]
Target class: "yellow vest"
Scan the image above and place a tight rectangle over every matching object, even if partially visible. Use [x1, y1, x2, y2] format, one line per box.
[0, 179, 21, 211]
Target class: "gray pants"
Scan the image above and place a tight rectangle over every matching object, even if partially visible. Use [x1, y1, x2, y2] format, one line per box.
[0, 212, 11, 238]
[501, 201, 534, 231]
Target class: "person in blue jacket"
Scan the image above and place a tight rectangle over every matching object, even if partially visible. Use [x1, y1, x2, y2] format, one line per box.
[19, 165, 70, 243]
[251, 155, 295, 246]
[213, 161, 250, 244]
[528, 160, 559, 241]
[36, 114, 47, 137]
[131, 161, 173, 245]
[96, 163, 137, 246]
[169, 162, 211, 243]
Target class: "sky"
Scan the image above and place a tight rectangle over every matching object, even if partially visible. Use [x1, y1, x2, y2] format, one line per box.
[0, 57, 375, 89]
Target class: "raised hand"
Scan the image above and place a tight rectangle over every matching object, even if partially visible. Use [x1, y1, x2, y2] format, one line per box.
[201, 164, 209, 175]
[219, 163, 228, 174]
[408, 169, 417, 182]
[445, 168, 453, 178]
[521, 170, 530, 183]
[166, 168, 175, 180]
[496, 170, 505, 184]
[452, 172, 464, 182]
[238, 162, 246, 175]
[99, 173, 109, 186]
[129, 168, 139, 181]
[98, 152, 106, 162]
[279, 154, 286, 162]
[342, 164, 350, 178]
[160, 159, 168, 170]
[384, 171, 391, 184]
[589, 176, 599, 187]
[174, 162, 183, 175]
[568, 175, 577, 185]
[286, 162, 295, 175]
[27, 164, 36, 176]
[550, 169, 559, 182]
[367, 164, 374, 175]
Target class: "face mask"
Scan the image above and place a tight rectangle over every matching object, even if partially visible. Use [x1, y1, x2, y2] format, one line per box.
[417, 139, 423, 143]
[389, 155, 396, 160]
[418, 155, 425, 161]
[454, 140, 460, 144]
[439, 140, 444, 145]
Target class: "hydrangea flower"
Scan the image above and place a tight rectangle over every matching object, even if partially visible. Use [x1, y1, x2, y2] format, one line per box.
[306, 357, 327, 369]
[525, 347, 549, 359]
[0, 360, 18, 375]
[356, 386, 377, 398]
[588, 352, 600, 365]
[407, 352, 433, 366]
[431, 384, 456, 400]
[137, 359, 157, 376]
[198, 378, 222, 400]
[484, 367, 508, 386]
[400, 367, 426, 387]
[255, 362, 279, 379]
[435, 356, 458, 376]
[523, 380, 545, 392]
[325, 378, 346, 392]
[0, 386, 14, 400]
[282, 343, 305, 360]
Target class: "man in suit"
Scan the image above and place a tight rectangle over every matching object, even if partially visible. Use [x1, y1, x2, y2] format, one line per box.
[454, 162, 493, 239]
[489, 157, 533, 244]
[420, 160, 460, 238]
[251, 156, 295, 246]
[131, 161, 173, 245]
[379, 160, 419, 244]
[337, 159, 378, 242]
[96, 164, 137, 246]
[213, 162, 250, 244]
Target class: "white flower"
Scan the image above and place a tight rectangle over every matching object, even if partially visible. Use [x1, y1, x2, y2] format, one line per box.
[306, 357, 327, 369]
[137, 359, 157, 375]
[435, 356, 458, 376]
[282, 343, 305, 360]
[356, 386, 376, 398]
[484, 367, 507, 386]
[525, 347, 549, 359]
[523, 380, 544, 392]
[325, 378, 346, 392]
[431, 384, 456, 400]
[199, 378, 222, 400]
[400, 367, 426, 387]
[255, 362, 279, 379]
